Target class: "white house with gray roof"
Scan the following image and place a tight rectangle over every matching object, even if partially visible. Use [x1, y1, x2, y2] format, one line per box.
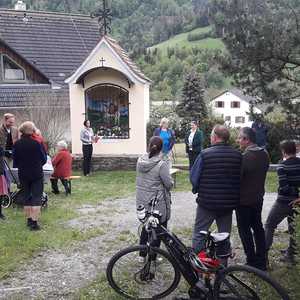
[210, 89, 262, 128]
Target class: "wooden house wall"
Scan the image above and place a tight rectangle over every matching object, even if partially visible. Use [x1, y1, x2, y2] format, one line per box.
[0, 43, 49, 84]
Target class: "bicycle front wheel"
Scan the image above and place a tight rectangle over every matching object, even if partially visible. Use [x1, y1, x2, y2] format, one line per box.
[1, 194, 11, 208]
[214, 264, 290, 300]
[106, 245, 181, 299]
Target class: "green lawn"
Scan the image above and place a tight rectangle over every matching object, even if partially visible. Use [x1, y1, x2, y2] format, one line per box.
[0, 171, 136, 279]
[150, 26, 225, 54]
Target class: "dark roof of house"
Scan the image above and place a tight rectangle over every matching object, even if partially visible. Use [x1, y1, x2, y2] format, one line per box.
[211, 88, 259, 104]
[0, 84, 69, 108]
[0, 9, 100, 86]
[0, 9, 150, 86]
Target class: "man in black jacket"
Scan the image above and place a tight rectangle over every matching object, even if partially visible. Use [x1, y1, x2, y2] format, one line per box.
[236, 127, 270, 270]
[190, 125, 242, 254]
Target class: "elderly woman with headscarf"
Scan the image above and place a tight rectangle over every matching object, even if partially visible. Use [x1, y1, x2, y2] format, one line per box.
[51, 140, 72, 195]
[13, 121, 47, 230]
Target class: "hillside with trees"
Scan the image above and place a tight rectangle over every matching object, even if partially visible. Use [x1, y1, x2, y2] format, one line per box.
[1, 0, 211, 51]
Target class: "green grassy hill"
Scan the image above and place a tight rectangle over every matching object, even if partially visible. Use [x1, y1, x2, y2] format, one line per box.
[150, 27, 225, 54]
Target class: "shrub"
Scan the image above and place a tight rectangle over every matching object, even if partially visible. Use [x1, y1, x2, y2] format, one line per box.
[187, 30, 213, 42]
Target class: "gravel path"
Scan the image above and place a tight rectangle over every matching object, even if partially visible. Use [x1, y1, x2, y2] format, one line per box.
[0, 192, 286, 299]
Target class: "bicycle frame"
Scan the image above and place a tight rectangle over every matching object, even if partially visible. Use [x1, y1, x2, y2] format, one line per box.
[146, 222, 219, 298]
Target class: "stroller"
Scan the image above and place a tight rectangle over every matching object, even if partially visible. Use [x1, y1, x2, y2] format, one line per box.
[1, 157, 53, 209]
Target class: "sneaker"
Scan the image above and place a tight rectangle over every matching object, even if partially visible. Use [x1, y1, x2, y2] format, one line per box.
[51, 190, 60, 195]
[0, 213, 6, 220]
[279, 253, 296, 265]
[137, 256, 146, 264]
[280, 248, 288, 255]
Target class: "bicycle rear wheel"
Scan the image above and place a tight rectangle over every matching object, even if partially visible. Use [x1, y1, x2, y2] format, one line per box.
[214, 264, 290, 300]
[106, 245, 181, 299]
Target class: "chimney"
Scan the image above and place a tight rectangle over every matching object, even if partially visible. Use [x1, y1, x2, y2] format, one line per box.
[15, 0, 26, 11]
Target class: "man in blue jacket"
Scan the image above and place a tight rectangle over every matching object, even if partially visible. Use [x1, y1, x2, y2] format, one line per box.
[191, 125, 242, 254]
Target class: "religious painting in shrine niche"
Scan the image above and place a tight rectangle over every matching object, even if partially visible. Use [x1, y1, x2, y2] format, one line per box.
[85, 84, 129, 139]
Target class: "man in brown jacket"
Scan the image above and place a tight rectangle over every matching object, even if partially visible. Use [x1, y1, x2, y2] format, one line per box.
[0, 113, 19, 163]
[236, 127, 270, 270]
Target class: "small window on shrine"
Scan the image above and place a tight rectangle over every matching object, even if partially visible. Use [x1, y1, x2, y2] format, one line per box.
[85, 84, 129, 139]
[2, 55, 26, 81]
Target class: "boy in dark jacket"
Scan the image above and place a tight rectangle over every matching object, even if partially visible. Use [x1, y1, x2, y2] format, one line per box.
[265, 140, 300, 264]
[236, 127, 270, 270]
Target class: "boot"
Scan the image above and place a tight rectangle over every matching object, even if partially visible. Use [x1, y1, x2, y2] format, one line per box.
[50, 178, 60, 194]
[61, 179, 71, 195]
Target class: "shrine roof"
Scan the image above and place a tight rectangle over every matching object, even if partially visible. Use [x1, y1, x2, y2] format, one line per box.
[103, 36, 151, 83]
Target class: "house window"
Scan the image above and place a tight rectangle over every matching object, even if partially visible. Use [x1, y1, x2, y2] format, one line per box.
[85, 84, 129, 139]
[1, 55, 26, 81]
[235, 116, 245, 123]
[215, 101, 224, 108]
[231, 101, 240, 108]
[225, 116, 231, 121]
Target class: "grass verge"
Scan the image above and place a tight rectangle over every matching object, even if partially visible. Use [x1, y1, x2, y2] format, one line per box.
[0, 171, 136, 279]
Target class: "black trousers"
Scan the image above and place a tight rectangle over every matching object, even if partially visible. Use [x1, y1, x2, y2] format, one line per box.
[82, 144, 93, 176]
[188, 151, 200, 170]
[139, 221, 168, 257]
[236, 205, 267, 269]
[51, 178, 71, 194]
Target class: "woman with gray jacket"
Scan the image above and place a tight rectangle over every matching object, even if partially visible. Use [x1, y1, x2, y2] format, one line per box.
[136, 136, 174, 254]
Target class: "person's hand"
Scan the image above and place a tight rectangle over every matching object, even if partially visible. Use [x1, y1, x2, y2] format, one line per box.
[94, 135, 102, 143]
[290, 198, 300, 207]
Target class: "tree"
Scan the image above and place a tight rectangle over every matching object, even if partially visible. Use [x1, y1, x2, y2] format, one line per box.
[210, 0, 300, 130]
[17, 91, 70, 153]
[176, 70, 208, 122]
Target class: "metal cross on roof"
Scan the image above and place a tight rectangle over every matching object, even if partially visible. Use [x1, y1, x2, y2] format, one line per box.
[91, 0, 112, 36]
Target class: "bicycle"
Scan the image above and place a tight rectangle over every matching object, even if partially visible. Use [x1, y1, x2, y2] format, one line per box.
[106, 199, 290, 300]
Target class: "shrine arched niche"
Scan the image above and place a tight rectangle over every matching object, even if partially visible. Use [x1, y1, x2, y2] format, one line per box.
[85, 83, 129, 139]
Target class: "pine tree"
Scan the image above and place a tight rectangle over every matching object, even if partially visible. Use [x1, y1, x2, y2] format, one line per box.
[176, 70, 208, 122]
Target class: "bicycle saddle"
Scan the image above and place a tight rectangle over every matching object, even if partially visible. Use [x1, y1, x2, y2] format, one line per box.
[200, 231, 230, 242]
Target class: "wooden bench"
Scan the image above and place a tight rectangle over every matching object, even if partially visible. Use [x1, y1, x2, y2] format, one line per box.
[170, 168, 180, 188]
[66, 176, 81, 194]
